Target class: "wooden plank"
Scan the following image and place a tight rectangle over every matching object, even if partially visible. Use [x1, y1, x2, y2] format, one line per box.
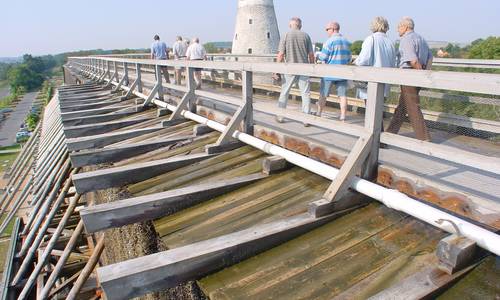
[98, 208, 359, 300]
[63, 117, 154, 138]
[74, 56, 500, 95]
[60, 106, 131, 121]
[368, 265, 478, 300]
[72, 152, 216, 194]
[62, 111, 139, 127]
[80, 173, 267, 233]
[60, 99, 121, 113]
[66, 126, 163, 151]
[69, 135, 193, 167]
[262, 156, 289, 175]
[380, 132, 500, 175]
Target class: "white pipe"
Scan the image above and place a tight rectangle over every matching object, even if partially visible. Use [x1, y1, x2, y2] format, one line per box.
[151, 99, 500, 256]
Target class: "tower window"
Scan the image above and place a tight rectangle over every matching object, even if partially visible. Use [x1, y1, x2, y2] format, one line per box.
[248, 48, 253, 54]
[267, 32, 270, 39]
[249, 19, 253, 24]
[235, 34, 238, 40]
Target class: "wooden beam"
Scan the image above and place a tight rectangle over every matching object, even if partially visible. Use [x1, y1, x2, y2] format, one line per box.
[380, 132, 500, 175]
[60, 99, 121, 113]
[262, 156, 289, 175]
[62, 111, 139, 127]
[98, 208, 360, 300]
[169, 67, 196, 120]
[368, 265, 479, 300]
[309, 135, 373, 218]
[436, 234, 477, 274]
[60, 106, 130, 121]
[66, 237, 105, 300]
[362, 82, 384, 180]
[48, 270, 82, 298]
[72, 153, 216, 194]
[69, 136, 193, 167]
[63, 117, 154, 138]
[193, 124, 213, 136]
[66, 126, 163, 152]
[80, 173, 267, 233]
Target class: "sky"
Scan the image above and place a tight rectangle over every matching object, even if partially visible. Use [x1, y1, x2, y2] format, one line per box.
[1, 0, 499, 57]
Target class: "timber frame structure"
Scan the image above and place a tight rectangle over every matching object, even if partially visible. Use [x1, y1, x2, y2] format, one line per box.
[1, 54, 499, 299]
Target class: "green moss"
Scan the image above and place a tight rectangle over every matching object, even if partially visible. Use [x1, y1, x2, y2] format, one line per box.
[438, 256, 500, 300]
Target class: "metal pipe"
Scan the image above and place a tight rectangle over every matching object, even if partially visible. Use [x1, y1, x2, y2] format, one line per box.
[66, 236, 105, 300]
[39, 220, 85, 300]
[16, 193, 81, 300]
[152, 99, 500, 256]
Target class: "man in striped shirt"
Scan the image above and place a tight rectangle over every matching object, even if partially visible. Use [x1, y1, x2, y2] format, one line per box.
[317, 22, 352, 120]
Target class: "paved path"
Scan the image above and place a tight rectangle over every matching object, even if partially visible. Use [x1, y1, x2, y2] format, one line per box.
[0, 86, 10, 99]
[0, 92, 37, 147]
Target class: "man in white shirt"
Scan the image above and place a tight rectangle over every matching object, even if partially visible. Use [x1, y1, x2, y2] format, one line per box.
[185, 37, 207, 89]
[173, 36, 188, 85]
[150, 35, 170, 84]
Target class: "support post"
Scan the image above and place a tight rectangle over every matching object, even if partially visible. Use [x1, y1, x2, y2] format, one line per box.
[169, 67, 195, 120]
[156, 64, 164, 101]
[362, 82, 385, 179]
[205, 71, 253, 154]
[437, 234, 477, 275]
[136, 63, 143, 93]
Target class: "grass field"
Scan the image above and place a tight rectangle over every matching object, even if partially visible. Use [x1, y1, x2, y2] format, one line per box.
[0, 145, 21, 173]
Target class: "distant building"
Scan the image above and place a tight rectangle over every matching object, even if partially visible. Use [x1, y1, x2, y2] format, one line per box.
[231, 0, 280, 57]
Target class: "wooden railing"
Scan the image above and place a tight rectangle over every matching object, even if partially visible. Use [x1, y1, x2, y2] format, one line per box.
[67, 56, 500, 176]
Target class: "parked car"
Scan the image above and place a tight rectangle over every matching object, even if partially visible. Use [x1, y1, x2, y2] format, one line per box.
[16, 131, 31, 143]
[0, 108, 13, 114]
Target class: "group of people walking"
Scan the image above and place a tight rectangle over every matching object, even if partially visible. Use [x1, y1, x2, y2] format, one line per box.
[277, 16, 432, 141]
[151, 35, 207, 89]
[150, 15, 433, 141]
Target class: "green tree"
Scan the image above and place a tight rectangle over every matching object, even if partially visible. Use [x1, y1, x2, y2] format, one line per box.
[203, 43, 219, 54]
[468, 37, 500, 59]
[7, 64, 44, 91]
[350, 40, 363, 55]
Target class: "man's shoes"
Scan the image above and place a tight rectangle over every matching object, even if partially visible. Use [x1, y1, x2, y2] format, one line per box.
[275, 116, 284, 123]
[303, 122, 310, 127]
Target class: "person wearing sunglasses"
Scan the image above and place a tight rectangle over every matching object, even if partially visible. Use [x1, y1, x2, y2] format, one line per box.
[317, 21, 352, 120]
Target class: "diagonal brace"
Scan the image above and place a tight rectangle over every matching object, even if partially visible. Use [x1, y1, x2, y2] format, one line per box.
[309, 133, 373, 217]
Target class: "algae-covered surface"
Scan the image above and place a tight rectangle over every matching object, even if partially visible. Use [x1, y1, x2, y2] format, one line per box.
[438, 256, 500, 300]
[198, 204, 445, 300]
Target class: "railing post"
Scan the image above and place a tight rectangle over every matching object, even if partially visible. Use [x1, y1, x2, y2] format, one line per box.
[136, 63, 143, 93]
[362, 82, 385, 179]
[169, 67, 196, 120]
[242, 70, 253, 135]
[187, 67, 196, 112]
[123, 62, 129, 86]
[155, 64, 164, 101]
[107, 61, 112, 81]
[114, 61, 119, 83]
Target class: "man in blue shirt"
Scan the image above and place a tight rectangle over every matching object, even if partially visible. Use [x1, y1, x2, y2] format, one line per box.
[317, 22, 351, 120]
[151, 35, 171, 84]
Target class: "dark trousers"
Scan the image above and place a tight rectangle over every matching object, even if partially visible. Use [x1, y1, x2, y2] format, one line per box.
[386, 86, 430, 141]
[154, 65, 170, 84]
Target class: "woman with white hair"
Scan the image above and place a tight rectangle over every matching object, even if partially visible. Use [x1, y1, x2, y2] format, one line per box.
[354, 16, 396, 100]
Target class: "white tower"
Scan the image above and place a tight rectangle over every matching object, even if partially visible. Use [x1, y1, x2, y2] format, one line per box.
[232, 0, 280, 56]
